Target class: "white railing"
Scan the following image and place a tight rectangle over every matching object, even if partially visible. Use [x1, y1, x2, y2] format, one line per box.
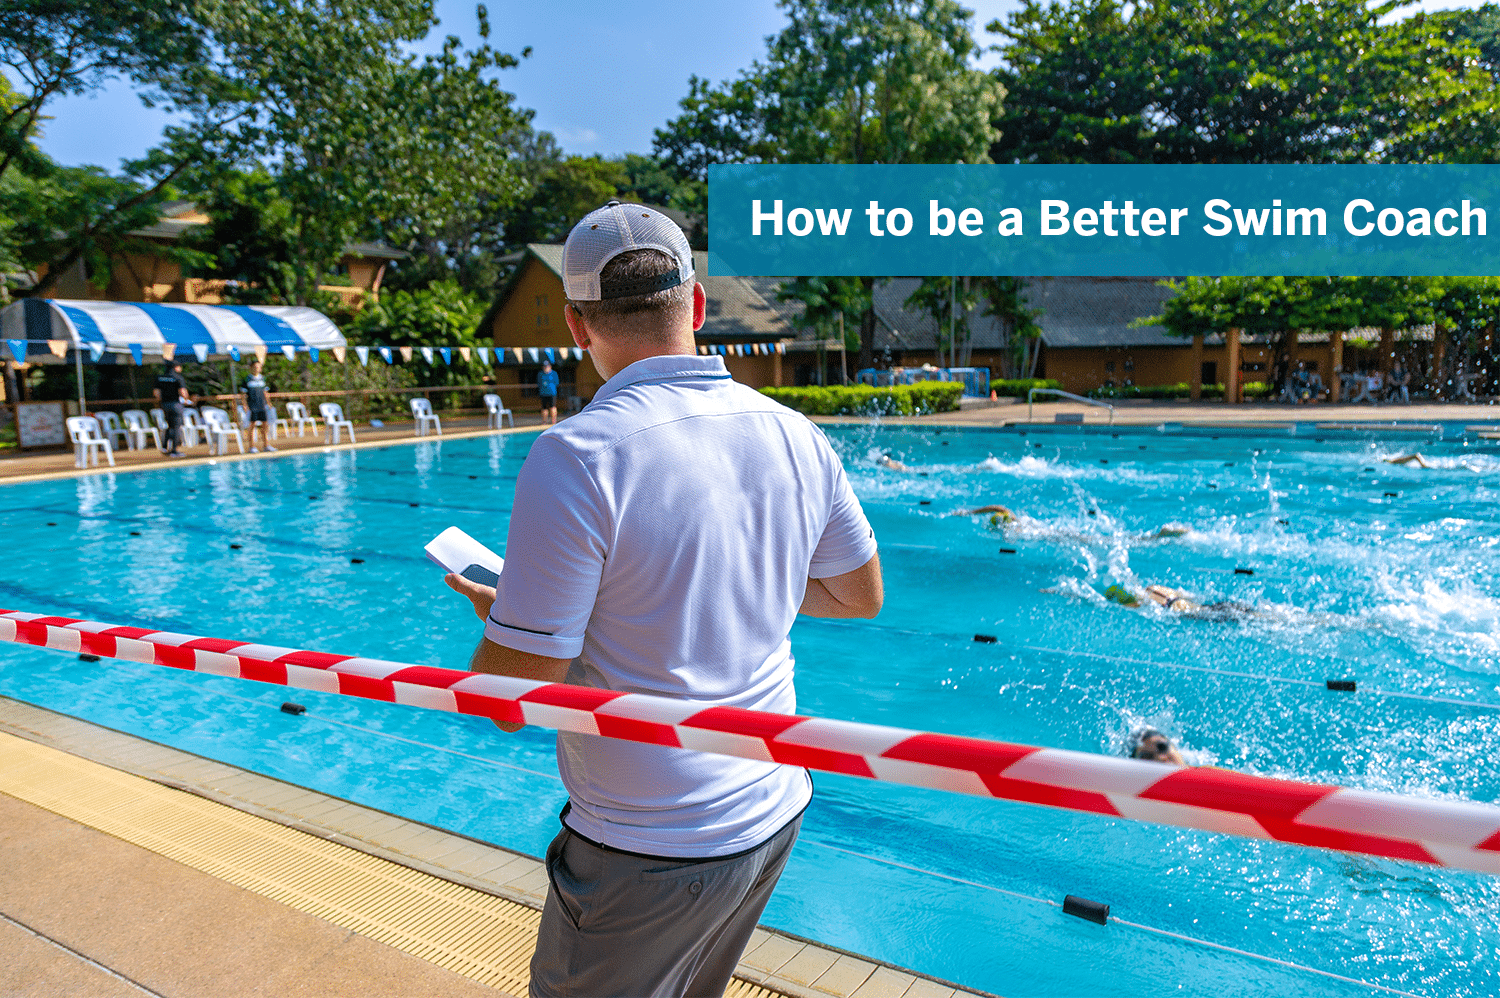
[1027, 388, 1117, 424]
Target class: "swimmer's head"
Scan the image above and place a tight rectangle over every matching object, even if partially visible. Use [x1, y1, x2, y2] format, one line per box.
[1155, 524, 1190, 538]
[1129, 727, 1185, 765]
[991, 507, 1015, 524]
[1104, 584, 1140, 607]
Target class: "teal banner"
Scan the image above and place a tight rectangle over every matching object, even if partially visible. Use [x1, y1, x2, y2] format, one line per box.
[705, 165, 1500, 277]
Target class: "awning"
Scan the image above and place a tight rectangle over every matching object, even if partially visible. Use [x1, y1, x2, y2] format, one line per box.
[1, 298, 346, 364]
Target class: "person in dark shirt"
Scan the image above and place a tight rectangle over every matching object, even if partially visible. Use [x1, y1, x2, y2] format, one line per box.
[153, 360, 189, 457]
[243, 360, 276, 453]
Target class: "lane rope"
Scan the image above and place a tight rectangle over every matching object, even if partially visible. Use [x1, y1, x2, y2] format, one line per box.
[4, 608, 1500, 877]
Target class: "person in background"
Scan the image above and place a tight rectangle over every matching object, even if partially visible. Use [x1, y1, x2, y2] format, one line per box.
[243, 359, 276, 453]
[537, 359, 559, 425]
[1387, 362, 1411, 403]
[153, 360, 189, 458]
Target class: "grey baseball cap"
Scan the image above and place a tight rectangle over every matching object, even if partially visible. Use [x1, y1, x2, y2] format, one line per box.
[562, 201, 695, 301]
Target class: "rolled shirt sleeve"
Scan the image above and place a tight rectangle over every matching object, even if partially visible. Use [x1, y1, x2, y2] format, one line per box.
[484, 434, 608, 659]
[808, 439, 878, 579]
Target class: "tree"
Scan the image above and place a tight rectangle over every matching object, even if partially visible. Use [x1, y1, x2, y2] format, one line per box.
[777, 276, 870, 347]
[974, 276, 1041, 378]
[904, 277, 979, 366]
[344, 281, 490, 388]
[987, 0, 1489, 165]
[654, 0, 1006, 370]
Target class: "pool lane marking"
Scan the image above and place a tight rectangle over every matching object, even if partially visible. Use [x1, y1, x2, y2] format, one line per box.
[802, 840, 1423, 998]
[7, 611, 1500, 878]
[0, 506, 435, 568]
[145, 670, 563, 784]
[225, 483, 503, 516]
[802, 618, 1500, 714]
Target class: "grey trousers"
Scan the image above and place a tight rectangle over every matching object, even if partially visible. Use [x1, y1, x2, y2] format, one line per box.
[529, 814, 802, 997]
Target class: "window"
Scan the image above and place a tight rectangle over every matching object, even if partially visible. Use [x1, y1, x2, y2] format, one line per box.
[535, 294, 548, 308]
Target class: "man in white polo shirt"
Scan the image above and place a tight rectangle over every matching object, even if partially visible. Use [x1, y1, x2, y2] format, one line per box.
[447, 201, 881, 997]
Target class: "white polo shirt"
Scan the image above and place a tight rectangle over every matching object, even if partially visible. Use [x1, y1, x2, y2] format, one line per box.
[485, 354, 877, 857]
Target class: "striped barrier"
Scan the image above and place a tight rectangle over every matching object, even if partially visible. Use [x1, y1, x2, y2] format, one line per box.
[4, 608, 1500, 877]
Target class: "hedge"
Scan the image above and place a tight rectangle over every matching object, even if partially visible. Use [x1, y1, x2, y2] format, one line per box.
[990, 378, 1063, 398]
[1088, 381, 1273, 401]
[759, 382, 965, 416]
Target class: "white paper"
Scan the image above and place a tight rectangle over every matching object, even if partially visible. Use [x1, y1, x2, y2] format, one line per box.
[425, 526, 505, 587]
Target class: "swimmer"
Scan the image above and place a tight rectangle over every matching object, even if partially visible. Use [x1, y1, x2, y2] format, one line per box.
[877, 453, 910, 472]
[1385, 453, 1432, 469]
[1104, 583, 1261, 622]
[951, 504, 1017, 525]
[1128, 727, 1185, 765]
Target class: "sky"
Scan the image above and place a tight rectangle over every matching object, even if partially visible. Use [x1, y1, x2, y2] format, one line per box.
[23, 0, 1492, 171]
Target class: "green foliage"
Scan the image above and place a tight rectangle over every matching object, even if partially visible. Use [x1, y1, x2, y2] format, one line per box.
[1138, 276, 1447, 341]
[344, 281, 489, 386]
[657, 0, 1003, 176]
[987, 0, 1491, 165]
[760, 382, 964, 416]
[990, 377, 1062, 398]
[974, 276, 1043, 378]
[776, 276, 870, 349]
[905, 277, 980, 362]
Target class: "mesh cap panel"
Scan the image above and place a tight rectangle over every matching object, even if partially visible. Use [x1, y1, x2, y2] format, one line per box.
[562, 202, 695, 301]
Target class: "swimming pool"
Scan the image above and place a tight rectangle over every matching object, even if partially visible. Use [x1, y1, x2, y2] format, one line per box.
[2, 424, 1497, 997]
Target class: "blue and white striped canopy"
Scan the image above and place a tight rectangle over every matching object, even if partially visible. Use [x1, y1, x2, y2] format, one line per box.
[1, 299, 346, 363]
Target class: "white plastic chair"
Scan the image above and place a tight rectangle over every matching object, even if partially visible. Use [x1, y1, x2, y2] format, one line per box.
[94, 411, 129, 449]
[284, 401, 320, 437]
[180, 407, 205, 447]
[121, 410, 162, 451]
[410, 397, 443, 436]
[201, 406, 245, 456]
[150, 408, 167, 435]
[483, 393, 514, 429]
[66, 416, 115, 468]
[236, 403, 250, 428]
[267, 403, 291, 440]
[318, 402, 357, 444]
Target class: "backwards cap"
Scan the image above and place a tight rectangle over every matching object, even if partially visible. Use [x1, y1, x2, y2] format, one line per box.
[562, 201, 695, 302]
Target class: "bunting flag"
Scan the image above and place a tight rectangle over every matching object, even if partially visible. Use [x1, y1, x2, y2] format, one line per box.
[527, 347, 540, 363]
[161, 342, 176, 362]
[378, 347, 393, 365]
[193, 343, 210, 364]
[227, 345, 241, 362]
[439, 347, 451, 365]
[281, 345, 297, 361]
[129, 343, 144, 366]
[478, 347, 490, 365]
[544, 347, 555, 364]
[777, 343, 786, 354]
[254, 345, 268, 363]
[512, 348, 523, 363]
[308, 346, 320, 363]
[459, 347, 471, 362]
[699, 345, 708, 355]
[420, 346, 434, 364]
[399, 346, 413, 363]
[333, 347, 346, 363]
[355, 346, 370, 366]
[47, 340, 68, 359]
[87, 342, 106, 363]
[6, 339, 26, 362]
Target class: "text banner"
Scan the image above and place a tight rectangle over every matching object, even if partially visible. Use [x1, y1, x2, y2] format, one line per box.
[706, 165, 1500, 277]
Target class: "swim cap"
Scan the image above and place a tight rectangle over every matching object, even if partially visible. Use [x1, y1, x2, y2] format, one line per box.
[1104, 585, 1140, 607]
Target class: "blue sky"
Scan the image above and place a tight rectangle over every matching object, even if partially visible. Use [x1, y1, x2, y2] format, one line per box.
[23, 0, 1487, 171]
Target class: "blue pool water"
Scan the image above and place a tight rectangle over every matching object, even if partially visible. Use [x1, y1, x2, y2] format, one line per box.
[3, 425, 1499, 997]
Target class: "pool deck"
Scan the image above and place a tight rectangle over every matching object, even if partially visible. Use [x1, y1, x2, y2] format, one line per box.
[0, 697, 993, 998]
[5, 398, 1497, 485]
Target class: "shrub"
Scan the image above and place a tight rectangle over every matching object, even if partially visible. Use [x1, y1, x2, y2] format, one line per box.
[760, 382, 964, 416]
[990, 377, 1063, 398]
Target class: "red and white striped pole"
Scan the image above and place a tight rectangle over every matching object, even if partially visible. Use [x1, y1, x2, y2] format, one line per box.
[4, 608, 1499, 877]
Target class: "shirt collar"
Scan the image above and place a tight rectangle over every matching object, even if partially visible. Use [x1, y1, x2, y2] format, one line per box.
[592, 353, 730, 405]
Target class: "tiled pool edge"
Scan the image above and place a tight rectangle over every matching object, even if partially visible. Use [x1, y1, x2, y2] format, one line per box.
[0, 695, 995, 998]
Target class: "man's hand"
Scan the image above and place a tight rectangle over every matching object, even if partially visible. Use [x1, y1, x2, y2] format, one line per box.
[446, 572, 496, 621]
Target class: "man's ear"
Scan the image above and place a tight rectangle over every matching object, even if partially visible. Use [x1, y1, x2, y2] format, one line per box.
[692, 282, 706, 332]
[564, 302, 589, 349]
